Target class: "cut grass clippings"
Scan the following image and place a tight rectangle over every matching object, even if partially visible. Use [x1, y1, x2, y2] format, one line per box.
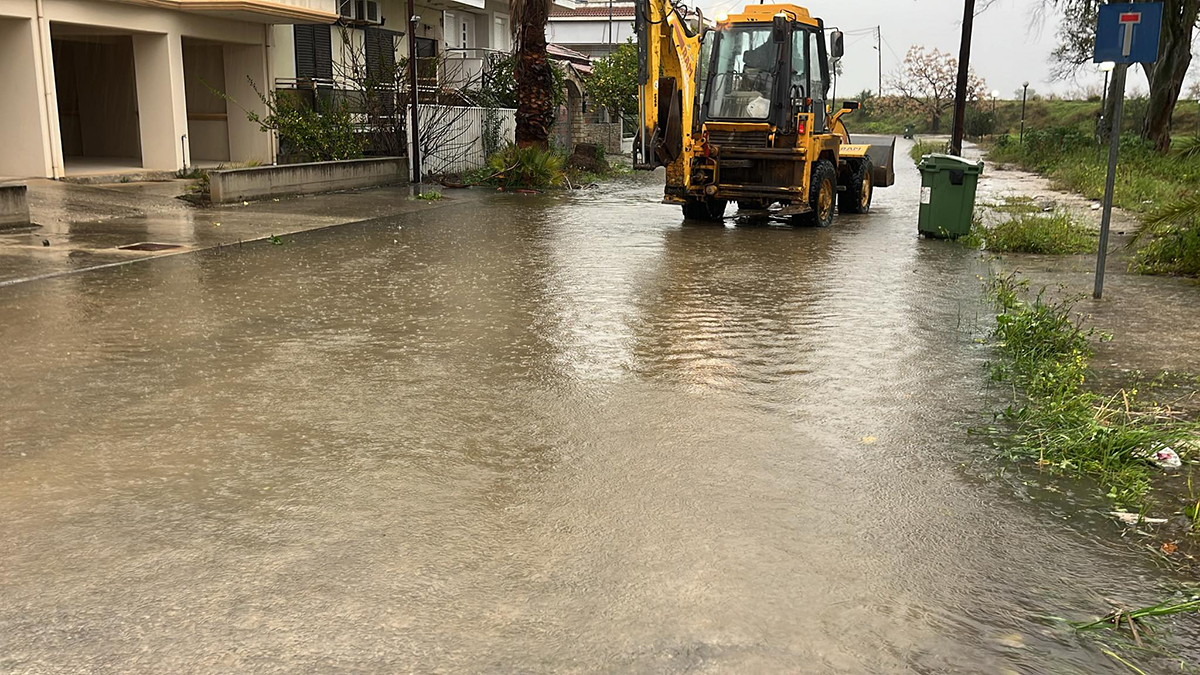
[985, 273, 1200, 506]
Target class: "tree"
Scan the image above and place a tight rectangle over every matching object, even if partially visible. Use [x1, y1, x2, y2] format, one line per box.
[511, 0, 555, 148]
[588, 40, 638, 116]
[1044, 0, 1199, 152]
[889, 46, 986, 133]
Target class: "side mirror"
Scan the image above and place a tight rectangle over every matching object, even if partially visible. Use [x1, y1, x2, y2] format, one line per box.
[841, 100, 860, 111]
[772, 15, 789, 43]
[829, 30, 844, 58]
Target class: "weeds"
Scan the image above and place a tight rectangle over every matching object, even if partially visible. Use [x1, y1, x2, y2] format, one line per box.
[983, 212, 1096, 254]
[415, 191, 443, 201]
[909, 139, 946, 165]
[986, 273, 1199, 506]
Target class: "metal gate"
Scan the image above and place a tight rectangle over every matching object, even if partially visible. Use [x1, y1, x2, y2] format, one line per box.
[553, 102, 572, 152]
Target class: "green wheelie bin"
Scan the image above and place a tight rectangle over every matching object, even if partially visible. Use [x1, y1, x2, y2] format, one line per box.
[917, 154, 984, 239]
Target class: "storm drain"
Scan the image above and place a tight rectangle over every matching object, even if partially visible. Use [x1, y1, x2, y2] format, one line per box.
[117, 242, 183, 252]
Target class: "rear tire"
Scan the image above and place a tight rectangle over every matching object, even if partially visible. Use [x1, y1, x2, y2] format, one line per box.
[839, 158, 873, 214]
[795, 159, 836, 227]
[682, 197, 728, 222]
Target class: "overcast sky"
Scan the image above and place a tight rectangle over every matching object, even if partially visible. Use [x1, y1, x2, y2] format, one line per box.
[688, 0, 1120, 99]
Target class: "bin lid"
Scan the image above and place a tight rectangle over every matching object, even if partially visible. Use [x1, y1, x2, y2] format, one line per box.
[918, 153, 984, 174]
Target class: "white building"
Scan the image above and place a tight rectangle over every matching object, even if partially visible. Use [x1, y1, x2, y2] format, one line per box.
[272, 0, 575, 96]
[547, 0, 633, 60]
[0, 0, 338, 179]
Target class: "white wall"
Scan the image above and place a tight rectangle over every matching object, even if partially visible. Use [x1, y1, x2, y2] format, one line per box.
[547, 17, 633, 48]
[0, 17, 55, 178]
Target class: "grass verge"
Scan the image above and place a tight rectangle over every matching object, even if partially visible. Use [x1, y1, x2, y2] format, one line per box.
[985, 273, 1199, 506]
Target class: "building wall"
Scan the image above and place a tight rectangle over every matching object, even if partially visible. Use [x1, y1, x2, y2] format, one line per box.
[0, 17, 55, 178]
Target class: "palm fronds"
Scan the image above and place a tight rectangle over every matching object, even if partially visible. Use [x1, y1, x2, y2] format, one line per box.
[1172, 135, 1200, 161]
[1141, 191, 1200, 232]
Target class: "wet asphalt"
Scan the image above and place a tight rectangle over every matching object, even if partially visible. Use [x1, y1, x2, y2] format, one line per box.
[2, 140, 1199, 673]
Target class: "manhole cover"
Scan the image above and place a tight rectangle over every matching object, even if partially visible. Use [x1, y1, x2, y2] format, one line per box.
[117, 242, 183, 251]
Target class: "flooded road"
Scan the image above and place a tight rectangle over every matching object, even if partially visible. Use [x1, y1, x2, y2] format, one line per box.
[0, 149, 1190, 673]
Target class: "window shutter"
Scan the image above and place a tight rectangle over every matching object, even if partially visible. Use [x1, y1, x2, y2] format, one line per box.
[294, 25, 316, 79]
[314, 26, 333, 80]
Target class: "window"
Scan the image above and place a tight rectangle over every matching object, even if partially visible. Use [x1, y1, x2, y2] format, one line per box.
[494, 14, 511, 52]
[365, 27, 398, 81]
[808, 33, 825, 104]
[444, 12, 458, 48]
[789, 29, 807, 101]
[294, 25, 333, 81]
[705, 26, 775, 120]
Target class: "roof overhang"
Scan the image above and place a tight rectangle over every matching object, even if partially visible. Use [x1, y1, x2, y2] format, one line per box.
[115, 0, 339, 24]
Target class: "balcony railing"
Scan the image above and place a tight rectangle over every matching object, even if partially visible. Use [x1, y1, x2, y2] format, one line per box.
[441, 47, 509, 89]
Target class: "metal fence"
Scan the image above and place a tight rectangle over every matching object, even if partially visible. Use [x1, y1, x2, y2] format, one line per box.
[409, 105, 516, 175]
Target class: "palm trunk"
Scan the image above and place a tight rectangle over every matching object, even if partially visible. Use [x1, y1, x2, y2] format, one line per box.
[1141, 0, 1198, 153]
[514, 0, 553, 148]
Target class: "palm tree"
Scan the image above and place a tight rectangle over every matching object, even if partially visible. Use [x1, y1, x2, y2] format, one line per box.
[511, 0, 554, 148]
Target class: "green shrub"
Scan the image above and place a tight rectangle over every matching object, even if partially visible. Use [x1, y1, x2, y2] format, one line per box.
[485, 144, 565, 189]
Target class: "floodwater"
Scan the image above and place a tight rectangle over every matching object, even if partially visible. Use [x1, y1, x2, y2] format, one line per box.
[1, 150, 1194, 673]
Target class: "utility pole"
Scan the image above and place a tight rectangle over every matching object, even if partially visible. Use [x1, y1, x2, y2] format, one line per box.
[949, 0, 976, 156]
[876, 26, 882, 95]
[608, 0, 614, 51]
[406, 1, 423, 184]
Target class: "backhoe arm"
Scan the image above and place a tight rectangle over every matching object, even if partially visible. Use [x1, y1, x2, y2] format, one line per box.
[634, 0, 703, 175]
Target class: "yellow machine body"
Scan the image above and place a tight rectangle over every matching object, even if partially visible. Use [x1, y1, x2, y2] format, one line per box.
[635, 1, 895, 222]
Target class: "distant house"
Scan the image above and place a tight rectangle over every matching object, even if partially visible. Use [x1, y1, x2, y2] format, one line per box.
[547, 1, 634, 59]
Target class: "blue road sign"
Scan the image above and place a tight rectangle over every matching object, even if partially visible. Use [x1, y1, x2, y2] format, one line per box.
[1094, 3, 1162, 64]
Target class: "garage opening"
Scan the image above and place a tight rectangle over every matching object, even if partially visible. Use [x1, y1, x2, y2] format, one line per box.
[182, 38, 230, 166]
[51, 25, 142, 175]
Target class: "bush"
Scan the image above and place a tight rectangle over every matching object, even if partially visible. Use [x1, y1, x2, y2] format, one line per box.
[484, 144, 565, 189]
[238, 83, 363, 162]
[964, 108, 996, 137]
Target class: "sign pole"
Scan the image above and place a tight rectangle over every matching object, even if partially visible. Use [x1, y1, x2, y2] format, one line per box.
[1094, 63, 1127, 300]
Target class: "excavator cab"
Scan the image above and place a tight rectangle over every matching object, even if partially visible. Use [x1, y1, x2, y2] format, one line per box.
[634, 1, 895, 224]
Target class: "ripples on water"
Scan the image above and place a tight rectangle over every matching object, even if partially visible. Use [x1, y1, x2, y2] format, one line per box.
[0, 164, 1189, 673]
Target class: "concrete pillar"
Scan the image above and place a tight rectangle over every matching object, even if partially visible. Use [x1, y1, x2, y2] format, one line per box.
[0, 18, 55, 178]
[222, 42, 271, 164]
[133, 32, 189, 171]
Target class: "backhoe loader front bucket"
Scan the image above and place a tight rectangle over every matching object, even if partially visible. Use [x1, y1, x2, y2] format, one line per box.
[857, 135, 896, 188]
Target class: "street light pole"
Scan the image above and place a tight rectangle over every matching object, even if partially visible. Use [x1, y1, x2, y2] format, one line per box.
[1094, 63, 1128, 300]
[407, 4, 422, 185]
[1020, 81, 1029, 145]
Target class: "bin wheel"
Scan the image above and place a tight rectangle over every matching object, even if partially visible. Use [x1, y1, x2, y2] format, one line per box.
[795, 159, 836, 227]
[840, 158, 873, 214]
[682, 197, 728, 222]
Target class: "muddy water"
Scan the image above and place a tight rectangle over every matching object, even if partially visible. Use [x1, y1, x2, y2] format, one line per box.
[0, 147, 1189, 673]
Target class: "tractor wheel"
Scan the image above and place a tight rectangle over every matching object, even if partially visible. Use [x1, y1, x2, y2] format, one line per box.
[839, 157, 874, 214]
[681, 197, 728, 222]
[795, 159, 836, 227]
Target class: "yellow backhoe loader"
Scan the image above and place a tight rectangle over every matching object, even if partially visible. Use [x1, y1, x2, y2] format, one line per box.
[634, 0, 896, 224]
